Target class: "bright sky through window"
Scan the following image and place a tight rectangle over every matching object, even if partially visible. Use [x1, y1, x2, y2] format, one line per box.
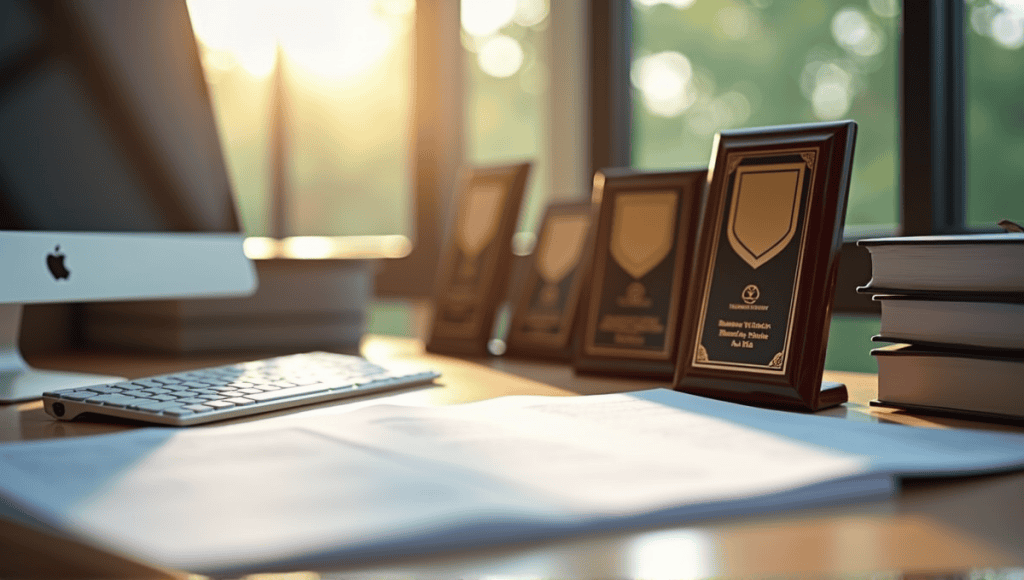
[186, 0, 413, 80]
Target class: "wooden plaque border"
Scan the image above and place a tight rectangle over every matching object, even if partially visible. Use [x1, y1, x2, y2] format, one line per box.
[673, 121, 857, 411]
[574, 168, 706, 379]
[426, 162, 531, 356]
[504, 201, 597, 361]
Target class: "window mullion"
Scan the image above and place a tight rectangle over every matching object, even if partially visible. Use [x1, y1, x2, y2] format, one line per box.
[899, 0, 965, 235]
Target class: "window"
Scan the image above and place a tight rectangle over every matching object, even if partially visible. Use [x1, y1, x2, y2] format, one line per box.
[631, 0, 898, 229]
[966, 0, 1024, 227]
[187, 0, 415, 238]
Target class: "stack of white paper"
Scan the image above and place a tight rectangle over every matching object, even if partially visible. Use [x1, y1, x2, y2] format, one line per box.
[2, 389, 1024, 575]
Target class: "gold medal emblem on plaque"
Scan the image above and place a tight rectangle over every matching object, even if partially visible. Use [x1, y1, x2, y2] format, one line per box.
[726, 162, 807, 269]
[535, 214, 590, 307]
[456, 182, 506, 279]
[609, 192, 677, 304]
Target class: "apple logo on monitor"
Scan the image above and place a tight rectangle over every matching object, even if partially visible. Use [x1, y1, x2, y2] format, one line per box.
[47, 245, 70, 280]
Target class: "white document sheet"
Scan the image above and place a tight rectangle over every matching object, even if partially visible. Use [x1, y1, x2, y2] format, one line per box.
[2, 389, 1024, 574]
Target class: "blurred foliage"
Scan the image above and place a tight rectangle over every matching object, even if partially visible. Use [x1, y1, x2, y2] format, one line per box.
[631, 0, 897, 227]
[966, 0, 1024, 226]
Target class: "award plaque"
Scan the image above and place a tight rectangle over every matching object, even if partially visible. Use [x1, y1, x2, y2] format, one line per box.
[673, 121, 857, 411]
[574, 168, 706, 379]
[505, 201, 596, 361]
[427, 162, 531, 356]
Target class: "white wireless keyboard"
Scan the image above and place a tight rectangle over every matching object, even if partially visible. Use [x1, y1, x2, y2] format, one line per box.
[41, 351, 440, 426]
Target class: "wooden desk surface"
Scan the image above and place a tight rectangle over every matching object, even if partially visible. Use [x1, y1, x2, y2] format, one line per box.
[3, 336, 1023, 579]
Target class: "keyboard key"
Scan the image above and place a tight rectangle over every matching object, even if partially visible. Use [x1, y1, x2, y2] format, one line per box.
[132, 379, 167, 389]
[246, 384, 337, 402]
[184, 404, 214, 412]
[222, 397, 256, 405]
[203, 400, 235, 409]
[162, 407, 195, 417]
[129, 400, 182, 413]
[86, 394, 145, 407]
[59, 390, 102, 401]
[175, 397, 211, 405]
[181, 381, 214, 389]
[162, 384, 192, 392]
[86, 385, 124, 394]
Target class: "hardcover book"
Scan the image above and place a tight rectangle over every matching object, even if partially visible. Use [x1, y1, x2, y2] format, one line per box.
[857, 232, 1024, 295]
[872, 294, 1024, 354]
[872, 344, 1024, 423]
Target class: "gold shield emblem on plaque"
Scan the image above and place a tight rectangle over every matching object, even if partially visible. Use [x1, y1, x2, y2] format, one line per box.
[726, 162, 805, 269]
[610, 191, 677, 280]
[535, 214, 590, 305]
[456, 182, 506, 279]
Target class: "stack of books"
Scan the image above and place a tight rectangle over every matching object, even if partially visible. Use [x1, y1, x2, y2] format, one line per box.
[858, 231, 1024, 422]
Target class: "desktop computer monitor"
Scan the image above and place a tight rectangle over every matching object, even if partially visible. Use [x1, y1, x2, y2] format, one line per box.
[0, 0, 257, 402]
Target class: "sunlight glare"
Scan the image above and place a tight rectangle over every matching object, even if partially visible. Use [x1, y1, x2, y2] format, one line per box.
[628, 531, 712, 580]
[831, 8, 884, 58]
[634, 0, 697, 9]
[514, 0, 549, 27]
[631, 51, 696, 117]
[462, 0, 517, 36]
[813, 82, 851, 120]
[991, 9, 1024, 49]
[187, 0, 403, 81]
[188, 0, 278, 77]
[277, 1, 393, 80]
[378, 0, 415, 18]
[477, 35, 524, 78]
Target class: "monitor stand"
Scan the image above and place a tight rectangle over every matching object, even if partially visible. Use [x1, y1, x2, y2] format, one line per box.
[0, 305, 125, 404]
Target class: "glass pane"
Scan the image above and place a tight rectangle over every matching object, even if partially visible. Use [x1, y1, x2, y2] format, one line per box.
[462, 0, 551, 237]
[187, 0, 414, 237]
[825, 315, 880, 373]
[631, 0, 898, 227]
[965, 0, 1024, 227]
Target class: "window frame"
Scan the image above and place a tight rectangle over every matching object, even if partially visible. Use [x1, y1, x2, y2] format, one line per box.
[374, 1, 463, 298]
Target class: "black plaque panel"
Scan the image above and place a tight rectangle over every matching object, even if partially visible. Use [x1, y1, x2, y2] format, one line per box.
[505, 201, 596, 361]
[674, 121, 857, 411]
[575, 168, 705, 379]
[695, 153, 812, 374]
[427, 162, 531, 356]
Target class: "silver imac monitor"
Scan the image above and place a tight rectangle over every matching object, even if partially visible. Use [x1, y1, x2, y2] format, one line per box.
[0, 0, 257, 402]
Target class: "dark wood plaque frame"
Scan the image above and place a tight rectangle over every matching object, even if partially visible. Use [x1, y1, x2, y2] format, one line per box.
[505, 201, 597, 361]
[426, 162, 531, 356]
[574, 168, 706, 379]
[673, 121, 857, 411]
